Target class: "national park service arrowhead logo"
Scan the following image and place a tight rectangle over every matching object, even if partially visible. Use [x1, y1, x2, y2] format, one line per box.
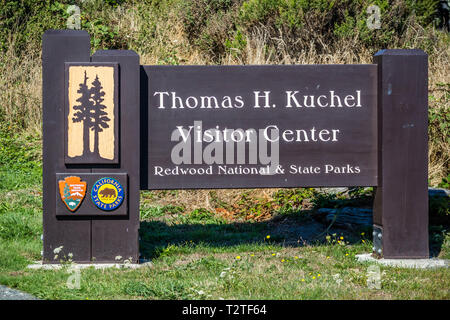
[58, 176, 87, 212]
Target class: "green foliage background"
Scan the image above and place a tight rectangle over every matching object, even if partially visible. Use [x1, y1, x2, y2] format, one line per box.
[0, 0, 445, 56]
[0, 0, 448, 197]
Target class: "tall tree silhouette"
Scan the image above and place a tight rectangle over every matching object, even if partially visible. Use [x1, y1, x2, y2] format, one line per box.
[89, 75, 110, 156]
[72, 71, 93, 155]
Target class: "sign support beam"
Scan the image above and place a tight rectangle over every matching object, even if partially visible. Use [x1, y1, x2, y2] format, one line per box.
[91, 50, 140, 263]
[373, 49, 429, 258]
[42, 30, 92, 262]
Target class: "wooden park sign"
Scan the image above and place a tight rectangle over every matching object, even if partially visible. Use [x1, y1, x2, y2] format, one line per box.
[143, 65, 377, 189]
[42, 30, 429, 263]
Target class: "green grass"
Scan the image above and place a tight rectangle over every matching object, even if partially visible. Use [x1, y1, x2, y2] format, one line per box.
[0, 173, 449, 300]
[1, 234, 449, 299]
[0, 126, 449, 299]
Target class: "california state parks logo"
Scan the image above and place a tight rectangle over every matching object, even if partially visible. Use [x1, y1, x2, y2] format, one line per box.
[58, 176, 87, 212]
[91, 177, 124, 211]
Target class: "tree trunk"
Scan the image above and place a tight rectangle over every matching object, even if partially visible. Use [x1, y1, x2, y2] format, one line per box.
[83, 120, 90, 155]
[93, 129, 99, 156]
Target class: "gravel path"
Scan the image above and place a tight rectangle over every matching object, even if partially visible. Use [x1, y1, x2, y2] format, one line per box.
[0, 285, 39, 300]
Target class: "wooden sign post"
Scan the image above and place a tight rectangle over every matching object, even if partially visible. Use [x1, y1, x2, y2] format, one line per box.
[373, 50, 429, 258]
[43, 30, 140, 263]
[42, 30, 429, 263]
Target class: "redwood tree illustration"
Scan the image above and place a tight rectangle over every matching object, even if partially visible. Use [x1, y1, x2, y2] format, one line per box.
[89, 74, 110, 156]
[72, 71, 93, 155]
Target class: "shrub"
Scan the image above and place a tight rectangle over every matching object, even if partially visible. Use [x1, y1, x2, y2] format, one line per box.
[0, 0, 67, 54]
[0, 0, 133, 56]
[177, 0, 441, 61]
[0, 0, 448, 189]
[181, 0, 238, 57]
[429, 196, 450, 225]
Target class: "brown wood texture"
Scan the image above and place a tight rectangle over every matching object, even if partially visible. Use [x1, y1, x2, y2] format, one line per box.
[90, 50, 140, 263]
[42, 30, 92, 263]
[143, 65, 378, 189]
[373, 49, 429, 258]
[43, 32, 139, 263]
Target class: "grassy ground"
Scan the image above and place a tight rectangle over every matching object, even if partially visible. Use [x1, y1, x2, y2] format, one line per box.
[0, 127, 449, 300]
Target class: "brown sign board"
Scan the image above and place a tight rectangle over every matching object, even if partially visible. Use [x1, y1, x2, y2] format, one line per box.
[42, 30, 429, 262]
[144, 65, 378, 189]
